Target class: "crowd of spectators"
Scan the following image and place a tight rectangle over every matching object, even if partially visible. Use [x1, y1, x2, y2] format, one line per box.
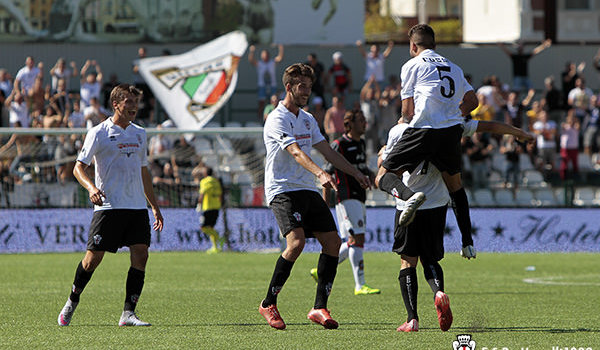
[2, 42, 600, 208]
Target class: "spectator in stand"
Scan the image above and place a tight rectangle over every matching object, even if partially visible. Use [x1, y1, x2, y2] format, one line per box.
[54, 134, 78, 184]
[14, 56, 43, 93]
[148, 124, 174, 158]
[79, 60, 103, 110]
[526, 100, 544, 130]
[324, 95, 346, 142]
[471, 93, 495, 122]
[27, 76, 46, 117]
[359, 75, 381, 153]
[68, 100, 85, 129]
[326, 51, 352, 96]
[499, 135, 524, 189]
[0, 68, 13, 98]
[567, 77, 594, 123]
[476, 76, 505, 121]
[171, 135, 197, 168]
[356, 40, 394, 84]
[464, 132, 494, 189]
[132, 47, 155, 125]
[559, 109, 580, 180]
[49, 78, 71, 121]
[152, 162, 181, 186]
[5, 89, 29, 128]
[102, 73, 120, 109]
[309, 96, 327, 138]
[248, 44, 284, 121]
[583, 95, 600, 155]
[497, 39, 552, 92]
[503, 89, 535, 129]
[532, 110, 557, 178]
[378, 76, 401, 147]
[542, 76, 563, 124]
[262, 93, 279, 122]
[50, 58, 78, 93]
[561, 61, 585, 108]
[84, 97, 109, 129]
[40, 103, 63, 128]
[306, 53, 326, 103]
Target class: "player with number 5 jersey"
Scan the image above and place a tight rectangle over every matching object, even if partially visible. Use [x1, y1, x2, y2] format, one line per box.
[375, 24, 479, 260]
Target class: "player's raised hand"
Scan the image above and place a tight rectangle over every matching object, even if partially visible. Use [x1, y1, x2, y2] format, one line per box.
[88, 187, 106, 206]
[317, 171, 338, 192]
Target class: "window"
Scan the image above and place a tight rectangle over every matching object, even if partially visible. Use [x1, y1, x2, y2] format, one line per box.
[564, 0, 590, 9]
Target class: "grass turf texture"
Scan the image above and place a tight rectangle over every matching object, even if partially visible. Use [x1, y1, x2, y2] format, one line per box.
[1, 252, 599, 349]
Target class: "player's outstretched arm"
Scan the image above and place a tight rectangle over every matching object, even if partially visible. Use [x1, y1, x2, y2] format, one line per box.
[475, 120, 534, 142]
[285, 142, 338, 191]
[314, 140, 371, 189]
[460, 90, 478, 117]
[142, 166, 164, 231]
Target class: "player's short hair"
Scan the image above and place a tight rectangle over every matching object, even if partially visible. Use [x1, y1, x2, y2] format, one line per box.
[408, 24, 435, 49]
[343, 108, 362, 133]
[109, 83, 142, 108]
[205, 166, 213, 176]
[282, 63, 315, 87]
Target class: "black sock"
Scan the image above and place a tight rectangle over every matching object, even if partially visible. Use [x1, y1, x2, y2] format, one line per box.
[399, 267, 418, 322]
[422, 261, 444, 295]
[450, 188, 473, 247]
[69, 261, 94, 303]
[314, 253, 338, 309]
[380, 172, 414, 200]
[124, 267, 145, 312]
[263, 255, 294, 307]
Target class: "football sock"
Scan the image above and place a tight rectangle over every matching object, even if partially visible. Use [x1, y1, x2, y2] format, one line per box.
[337, 241, 349, 264]
[450, 188, 473, 247]
[203, 227, 219, 248]
[263, 255, 294, 307]
[399, 267, 418, 321]
[348, 243, 365, 290]
[314, 253, 338, 309]
[379, 172, 415, 200]
[124, 267, 145, 312]
[69, 261, 94, 303]
[422, 260, 444, 295]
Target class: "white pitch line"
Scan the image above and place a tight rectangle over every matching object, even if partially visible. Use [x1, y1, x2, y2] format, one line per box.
[523, 275, 600, 286]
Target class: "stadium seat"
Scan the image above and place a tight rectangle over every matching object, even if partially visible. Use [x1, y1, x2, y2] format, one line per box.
[462, 154, 471, 173]
[245, 121, 262, 128]
[202, 153, 219, 168]
[192, 137, 213, 154]
[220, 156, 246, 172]
[366, 190, 394, 207]
[488, 169, 504, 188]
[515, 188, 536, 206]
[494, 188, 515, 207]
[553, 187, 568, 206]
[465, 188, 475, 206]
[577, 153, 593, 172]
[573, 187, 596, 207]
[472, 188, 496, 207]
[519, 153, 535, 171]
[236, 172, 254, 185]
[535, 188, 557, 207]
[225, 121, 242, 128]
[521, 170, 546, 188]
[205, 121, 221, 128]
[214, 137, 235, 156]
[491, 153, 506, 173]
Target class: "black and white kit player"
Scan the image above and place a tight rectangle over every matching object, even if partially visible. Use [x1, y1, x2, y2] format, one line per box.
[375, 24, 478, 259]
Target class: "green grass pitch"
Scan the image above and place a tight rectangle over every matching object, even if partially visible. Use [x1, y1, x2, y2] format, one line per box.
[1, 251, 599, 349]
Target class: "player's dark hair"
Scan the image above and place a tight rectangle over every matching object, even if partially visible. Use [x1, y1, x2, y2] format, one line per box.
[282, 63, 315, 87]
[109, 83, 142, 109]
[205, 167, 213, 176]
[408, 24, 435, 49]
[343, 108, 362, 133]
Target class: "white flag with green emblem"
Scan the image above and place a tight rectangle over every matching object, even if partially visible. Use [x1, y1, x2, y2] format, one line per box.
[138, 31, 248, 129]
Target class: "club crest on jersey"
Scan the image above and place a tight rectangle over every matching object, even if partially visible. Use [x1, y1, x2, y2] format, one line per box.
[93, 234, 102, 245]
[136, 134, 143, 144]
[452, 334, 476, 350]
[303, 118, 311, 130]
[293, 212, 302, 222]
[358, 219, 364, 228]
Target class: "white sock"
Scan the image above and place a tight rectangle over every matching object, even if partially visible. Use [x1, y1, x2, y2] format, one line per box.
[338, 242, 349, 264]
[349, 245, 365, 290]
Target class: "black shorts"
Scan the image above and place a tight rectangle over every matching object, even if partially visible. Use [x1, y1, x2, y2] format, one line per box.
[392, 205, 447, 262]
[87, 209, 151, 253]
[382, 124, 463, 175]
[201, 209, 219, 227]
[269, 190, 337, 238]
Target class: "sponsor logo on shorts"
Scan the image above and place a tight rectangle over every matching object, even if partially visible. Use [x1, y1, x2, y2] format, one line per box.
[93, 234, 102, 245]
[293, 212, 302, 223]
[358, 219, 364, 227]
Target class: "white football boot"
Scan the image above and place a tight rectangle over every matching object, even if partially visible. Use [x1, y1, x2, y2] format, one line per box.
[119, 310, 151, 326]
[58, 299, 78, 326]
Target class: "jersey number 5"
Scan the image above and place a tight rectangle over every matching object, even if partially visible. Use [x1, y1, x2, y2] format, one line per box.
[436, 66, 455, 98]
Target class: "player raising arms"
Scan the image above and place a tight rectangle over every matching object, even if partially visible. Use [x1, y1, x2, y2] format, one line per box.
[375, 24, 479, 259]
[259, 63, 370, 330]
[313, 108, 380, 296]
[58, 83, 163, 327]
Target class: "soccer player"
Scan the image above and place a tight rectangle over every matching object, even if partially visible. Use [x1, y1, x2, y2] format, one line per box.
[259, 63, 370, 330]
[374, 24, 478, 259]
[380, 116, 532, 333]
[196, 166, 224, 253]
[313, 108, 380, 295]
[58, 83, 164, 327]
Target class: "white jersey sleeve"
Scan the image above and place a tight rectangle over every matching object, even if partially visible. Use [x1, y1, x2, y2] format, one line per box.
[77, 127, 100, 165]
[264, 113, 297, 151]
[462, 119, 479, 137]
